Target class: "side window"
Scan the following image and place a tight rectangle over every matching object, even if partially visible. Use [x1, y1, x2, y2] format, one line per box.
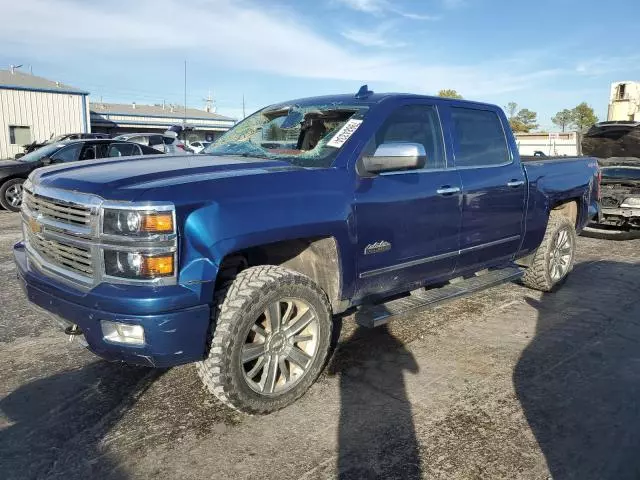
[451, 108, 510, 167]
[149, 135, 163, 147]
[127, 135, 147, 146]
[369, 104, 445, 170]
[94, 143, 109, 158]
[52, 143, 82, 162]
[107, 143, 140, 157]
[79, 144, 97, 160]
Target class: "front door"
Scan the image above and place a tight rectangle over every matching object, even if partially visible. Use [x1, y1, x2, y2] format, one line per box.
[354, 102, 462, 301]
[448, 106, 526, 273]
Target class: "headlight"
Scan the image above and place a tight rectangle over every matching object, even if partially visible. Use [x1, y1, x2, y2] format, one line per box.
[102, 209, 174, 236]
[104, 250, 175, 279]
[620, 197, 640, 208]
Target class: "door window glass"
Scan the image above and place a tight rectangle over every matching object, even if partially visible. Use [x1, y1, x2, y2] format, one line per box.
[52, 143, 82, 162]
[108, 143, 142, 157]
[369, 104, 445, 170]
[451, 108, 510, 167]
[149, 135, 163, 146]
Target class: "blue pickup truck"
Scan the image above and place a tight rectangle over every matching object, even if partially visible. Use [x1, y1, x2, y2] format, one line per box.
[14, 88, 600, 413]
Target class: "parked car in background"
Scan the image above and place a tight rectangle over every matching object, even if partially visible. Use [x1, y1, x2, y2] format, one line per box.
[189, 140, 212, 153]
[588, 157, 640, 232]
[19, 133, 110, 157]
[13, 88, 600, 414]
[0, 139, 162, 211]
[113, 133, 167, 152]
[160, 131, 193, 154]
[114, 132, 192, 154]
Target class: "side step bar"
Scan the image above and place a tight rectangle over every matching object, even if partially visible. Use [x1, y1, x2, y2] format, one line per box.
[355, 266, 524, 328]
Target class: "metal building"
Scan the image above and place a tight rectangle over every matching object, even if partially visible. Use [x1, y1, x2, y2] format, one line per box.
[90, 102, 236, 142]
[0, 68, 89, 159]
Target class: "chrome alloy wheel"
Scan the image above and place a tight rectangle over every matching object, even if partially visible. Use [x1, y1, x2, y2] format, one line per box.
[5, 183, 23, 207]
[549, 227, 573, 281]
[241, 298, 319, 396]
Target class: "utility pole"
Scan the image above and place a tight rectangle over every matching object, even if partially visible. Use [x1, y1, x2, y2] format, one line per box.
[242, 94, 246, 119]
[183, 60, 187, 125]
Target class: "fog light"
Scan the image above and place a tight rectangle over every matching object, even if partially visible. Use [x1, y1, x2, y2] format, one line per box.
[101, 320, 145, 345]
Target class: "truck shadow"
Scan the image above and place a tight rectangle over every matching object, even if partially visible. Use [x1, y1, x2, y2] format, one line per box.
[0, 361, 162, 480]
[514, 260, 640, 480]
[329, 322, 421, 479]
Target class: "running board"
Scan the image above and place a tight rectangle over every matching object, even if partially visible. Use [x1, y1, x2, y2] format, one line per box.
[355, 266, 524, 328]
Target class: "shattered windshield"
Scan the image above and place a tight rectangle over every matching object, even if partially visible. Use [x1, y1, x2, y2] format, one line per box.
[203, 103, 368, 167]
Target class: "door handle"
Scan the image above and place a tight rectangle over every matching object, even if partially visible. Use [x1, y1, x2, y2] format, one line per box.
[436, 186, 461, 195]
[507, 180, 525, 188]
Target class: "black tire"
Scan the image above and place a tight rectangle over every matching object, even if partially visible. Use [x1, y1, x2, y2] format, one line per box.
[0, 178, 25, 212]
[196, 265, 332, 414]
[521, 211, 577, 292]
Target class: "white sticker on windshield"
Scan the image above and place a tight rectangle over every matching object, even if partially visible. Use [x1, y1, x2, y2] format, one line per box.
[327, 119, 363, 148]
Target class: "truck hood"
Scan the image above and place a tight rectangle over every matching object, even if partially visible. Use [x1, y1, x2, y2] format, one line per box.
[31, 154, 296, 201]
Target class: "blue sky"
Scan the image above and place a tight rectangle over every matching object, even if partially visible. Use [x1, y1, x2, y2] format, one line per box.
[1, 0, 639, 129]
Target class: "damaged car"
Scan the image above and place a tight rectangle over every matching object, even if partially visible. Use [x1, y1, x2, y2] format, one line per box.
[591, 158, 640, 231]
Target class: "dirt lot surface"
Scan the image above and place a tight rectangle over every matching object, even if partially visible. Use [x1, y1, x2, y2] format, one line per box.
[1, 208, 640, 480]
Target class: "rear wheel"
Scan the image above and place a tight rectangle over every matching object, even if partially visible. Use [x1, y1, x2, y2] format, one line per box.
[522, 211, 577, 292]
[0, 178, 25, 212]
[196, 265, 332, 414]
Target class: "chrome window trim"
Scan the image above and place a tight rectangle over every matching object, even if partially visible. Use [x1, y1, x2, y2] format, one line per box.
[21, 182, 178, 290]
[359, 235, 520, 278]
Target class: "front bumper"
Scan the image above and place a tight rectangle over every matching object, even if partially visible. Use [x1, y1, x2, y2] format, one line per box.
[14, 242, 211, 368]
[591, 206, 640, 229]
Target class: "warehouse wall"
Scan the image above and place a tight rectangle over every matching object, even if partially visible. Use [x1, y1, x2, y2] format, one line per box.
[0, 89, 88, 159]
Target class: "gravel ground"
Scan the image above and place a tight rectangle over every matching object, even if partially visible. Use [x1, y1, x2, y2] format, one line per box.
[1, 208, 639, 479]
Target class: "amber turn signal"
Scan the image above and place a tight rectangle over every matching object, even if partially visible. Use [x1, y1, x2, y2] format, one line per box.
[141, 213, 174, 233]
[140, 254, 174, 277]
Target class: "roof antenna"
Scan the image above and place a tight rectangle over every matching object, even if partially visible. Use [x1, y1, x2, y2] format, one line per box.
[355, 84, 373, 99]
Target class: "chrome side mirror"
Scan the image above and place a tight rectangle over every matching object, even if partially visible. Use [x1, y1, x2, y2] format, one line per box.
[361, 142, 426, 174]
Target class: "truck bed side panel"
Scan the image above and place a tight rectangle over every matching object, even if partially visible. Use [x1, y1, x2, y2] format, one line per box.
[520, 157, 599, 255]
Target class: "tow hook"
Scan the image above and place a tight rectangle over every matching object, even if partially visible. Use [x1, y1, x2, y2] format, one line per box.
[65, 324, 84, 342]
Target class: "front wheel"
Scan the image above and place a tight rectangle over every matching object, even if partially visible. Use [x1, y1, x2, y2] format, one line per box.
[521, 211, 577, 292]
[0, 178, 25, 212]
[196, 265, 332, 414]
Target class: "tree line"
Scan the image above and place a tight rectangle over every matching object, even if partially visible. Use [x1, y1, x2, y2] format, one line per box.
[436, 89, 598, 133]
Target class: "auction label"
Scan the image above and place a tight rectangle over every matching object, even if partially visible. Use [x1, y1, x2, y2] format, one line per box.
[327, 119, 363, 148]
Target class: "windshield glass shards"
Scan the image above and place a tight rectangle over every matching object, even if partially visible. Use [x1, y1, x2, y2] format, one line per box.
[203, 104, 368, 167]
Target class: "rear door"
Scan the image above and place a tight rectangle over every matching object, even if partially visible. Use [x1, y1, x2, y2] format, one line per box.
[449, 106, 526, 272]
[354, 101, 462, 300]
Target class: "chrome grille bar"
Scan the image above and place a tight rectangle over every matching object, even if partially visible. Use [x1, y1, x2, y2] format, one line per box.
[23, 189, 91, 226]
[27, 231, 93, 275]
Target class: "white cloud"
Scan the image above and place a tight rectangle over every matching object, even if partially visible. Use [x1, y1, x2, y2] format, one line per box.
[341, 22, 407, 48]
[0, 0, 571, 98]
[335, 0, 386, 14]
[335, 0, 439, 20]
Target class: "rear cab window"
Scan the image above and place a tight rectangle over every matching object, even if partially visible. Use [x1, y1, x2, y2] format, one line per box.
[450, 107, 510, 168]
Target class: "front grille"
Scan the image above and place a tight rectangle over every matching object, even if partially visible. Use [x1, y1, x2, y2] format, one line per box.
[27, 231, 93, 276]
[601, 196, 620, 208]
[23, 189, 91, 226]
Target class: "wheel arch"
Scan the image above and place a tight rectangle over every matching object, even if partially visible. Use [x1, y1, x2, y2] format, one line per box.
[217, 236, 345, 314]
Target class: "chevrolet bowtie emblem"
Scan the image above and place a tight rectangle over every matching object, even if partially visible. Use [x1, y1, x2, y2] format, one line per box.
[29, 218, 42, 234]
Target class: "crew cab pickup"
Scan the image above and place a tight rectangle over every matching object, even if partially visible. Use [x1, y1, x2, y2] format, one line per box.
[14, 88, 600, 413]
